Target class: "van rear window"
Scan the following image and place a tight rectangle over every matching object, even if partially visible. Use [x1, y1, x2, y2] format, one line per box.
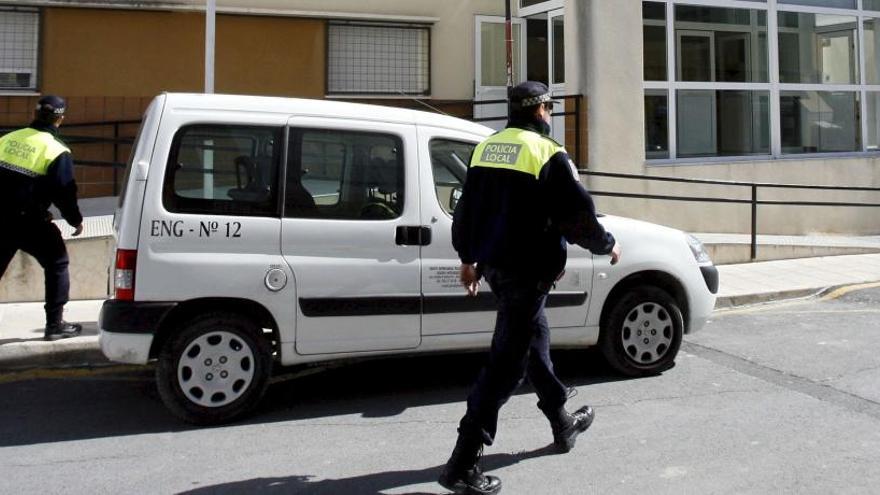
[163, 125, 283, 216]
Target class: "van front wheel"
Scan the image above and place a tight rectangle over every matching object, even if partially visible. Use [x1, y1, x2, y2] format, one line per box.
[600, 286, 683, 377]
[156, 312, 272, 425]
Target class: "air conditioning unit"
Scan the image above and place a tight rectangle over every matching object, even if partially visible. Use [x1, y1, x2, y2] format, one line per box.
[0, 69, 35, 89]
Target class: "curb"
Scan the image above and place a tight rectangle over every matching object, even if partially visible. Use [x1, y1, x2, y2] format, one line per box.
[0, 336, 109, 371]
[713, 281, 880, 312]
[713, 287, 825, 310]
[2, 283, 878, 372]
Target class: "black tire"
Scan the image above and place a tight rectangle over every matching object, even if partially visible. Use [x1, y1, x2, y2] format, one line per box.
[599, 286, 683, 377]
[156, 312, 272, 425]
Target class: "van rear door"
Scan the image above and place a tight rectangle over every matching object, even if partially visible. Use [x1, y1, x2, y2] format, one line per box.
[114, 94, 165, 249]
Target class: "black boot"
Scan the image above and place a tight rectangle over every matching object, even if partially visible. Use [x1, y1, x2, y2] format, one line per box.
[438, 435, 502, 495]
[44, 321, 82, 341]
[546, 405, 595, 453]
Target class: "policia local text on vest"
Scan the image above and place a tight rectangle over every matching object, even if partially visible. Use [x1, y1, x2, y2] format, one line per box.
[0, 95, 85, 341]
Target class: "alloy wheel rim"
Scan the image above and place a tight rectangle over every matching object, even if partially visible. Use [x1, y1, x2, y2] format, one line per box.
[620, 302, 673, 365]
[177, 331, 255, 407]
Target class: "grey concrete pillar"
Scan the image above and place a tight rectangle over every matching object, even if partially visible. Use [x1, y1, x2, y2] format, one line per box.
[566, 0, 644, 173]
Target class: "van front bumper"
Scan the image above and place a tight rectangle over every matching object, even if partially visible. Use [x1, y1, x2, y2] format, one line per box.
[98, 300, 177, 364]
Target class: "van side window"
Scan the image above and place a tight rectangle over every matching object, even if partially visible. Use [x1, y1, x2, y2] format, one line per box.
[429, 139, 475, 216]
[163, 125, 282, 216]
[285, 129, 404, 220]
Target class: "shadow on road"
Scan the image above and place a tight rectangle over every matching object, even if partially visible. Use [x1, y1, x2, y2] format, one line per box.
[0, 348, 631, 448]
[177, 444, 562, 495]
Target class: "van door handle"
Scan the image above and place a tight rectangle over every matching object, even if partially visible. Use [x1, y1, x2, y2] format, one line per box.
[395, 226, 431, 246]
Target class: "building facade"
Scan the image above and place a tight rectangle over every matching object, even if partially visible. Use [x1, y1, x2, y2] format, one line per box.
[567, 0, 880, 234]
[1, 0, 878, 234]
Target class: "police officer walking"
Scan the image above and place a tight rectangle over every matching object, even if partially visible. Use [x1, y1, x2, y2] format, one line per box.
[439, 82, 621, 494]
[0, 95, 84, 340]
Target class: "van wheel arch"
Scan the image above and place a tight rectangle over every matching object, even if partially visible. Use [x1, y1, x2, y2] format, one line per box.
[149, 298, 279, 360]
[599, 271, 689, 334]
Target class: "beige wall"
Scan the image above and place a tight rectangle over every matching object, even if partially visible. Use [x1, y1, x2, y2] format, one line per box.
[588, 158, 880, 235]
[0, 236, 113, 303]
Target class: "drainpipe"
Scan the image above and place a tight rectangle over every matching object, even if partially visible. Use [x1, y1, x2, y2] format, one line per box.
[205, 0, 216, 94]
[505, 0, 512, 119]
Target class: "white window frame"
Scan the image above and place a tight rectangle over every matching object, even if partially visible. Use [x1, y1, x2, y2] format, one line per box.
[643, 0, 880, 165]
[0, 7, 40, 93]
[518, 0, 564, 18]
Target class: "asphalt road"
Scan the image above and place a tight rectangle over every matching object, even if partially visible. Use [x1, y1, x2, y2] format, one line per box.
[1, 287, 879, 494]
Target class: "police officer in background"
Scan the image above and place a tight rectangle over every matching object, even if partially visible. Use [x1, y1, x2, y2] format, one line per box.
[0, 95, 84, 341]
[439, 81, 621, 494]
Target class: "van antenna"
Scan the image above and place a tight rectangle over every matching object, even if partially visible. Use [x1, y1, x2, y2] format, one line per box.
[397, 90, 452, 117]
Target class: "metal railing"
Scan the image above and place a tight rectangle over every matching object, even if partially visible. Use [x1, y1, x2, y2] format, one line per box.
[10, 103, 878, 262]
[0, 120, 138, 196]
[582, 170, 880, 260]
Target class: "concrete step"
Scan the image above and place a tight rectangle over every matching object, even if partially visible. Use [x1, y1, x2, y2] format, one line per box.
[697, 233, 880, 265]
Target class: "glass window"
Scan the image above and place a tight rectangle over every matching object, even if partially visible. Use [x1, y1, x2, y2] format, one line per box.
[865, 18, 880, 84]
[285, 129, 405, 220]
[0, 8, 39, 90]
[527, 18, 548, 84]
[164, 125, 282, 216]
[778, 0, 855, 8]
[327, 22, 430, 95]
[780, 91, 860, 153]
[552, 15, 565, 84]
[867, 0, 880, 11]
[645, 91, 669, 159]
[520, 0, 547, 7]
[777, 13, 858, 84]
[429, 139, 474, 216]
[675, 6, 768, 83]
[481, 22, 523, 86]
[866, 92, 880, 150]
[676, 90, 770, 158]
[643, 2, 667, 81]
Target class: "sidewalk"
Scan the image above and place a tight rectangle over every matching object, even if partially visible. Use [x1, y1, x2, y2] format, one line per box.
[2, 253, 880, 371]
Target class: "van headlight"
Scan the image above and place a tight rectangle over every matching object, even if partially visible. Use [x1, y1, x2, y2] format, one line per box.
[686, 234, 712, 264]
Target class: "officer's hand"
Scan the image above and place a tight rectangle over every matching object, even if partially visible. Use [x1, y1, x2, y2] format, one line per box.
[72, 224, 84, 237]
[609, 242, 621, 265]
[460, 263, 481, 297]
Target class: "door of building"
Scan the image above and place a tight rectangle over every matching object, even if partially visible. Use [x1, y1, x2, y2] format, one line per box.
[474, 15, 526, 131]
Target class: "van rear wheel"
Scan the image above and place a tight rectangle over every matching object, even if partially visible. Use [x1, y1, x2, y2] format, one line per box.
[156, 312, 272, 425]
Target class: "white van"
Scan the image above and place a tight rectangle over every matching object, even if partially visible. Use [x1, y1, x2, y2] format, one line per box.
[99, 93, 718, 424]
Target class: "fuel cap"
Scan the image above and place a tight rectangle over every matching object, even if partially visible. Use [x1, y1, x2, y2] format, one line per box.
[264, 268, 288, 292]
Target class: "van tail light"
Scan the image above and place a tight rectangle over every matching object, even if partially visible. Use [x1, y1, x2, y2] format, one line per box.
[114, 249, 137, 301]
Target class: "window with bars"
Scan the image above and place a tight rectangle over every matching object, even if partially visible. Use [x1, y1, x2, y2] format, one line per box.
[0, 8, 39, 91]
[327, 22, 430, 96]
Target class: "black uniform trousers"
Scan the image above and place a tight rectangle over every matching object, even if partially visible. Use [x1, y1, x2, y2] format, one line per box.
[0, 218, 70, 326]
[458, 265, 569, 446]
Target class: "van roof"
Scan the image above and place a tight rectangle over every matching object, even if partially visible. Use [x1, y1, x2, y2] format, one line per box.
[162, 92, 494, 136]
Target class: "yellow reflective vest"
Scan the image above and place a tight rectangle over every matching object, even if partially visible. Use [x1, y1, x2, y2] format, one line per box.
[470, 127, 566, 179]
[0, 128, 70, 178]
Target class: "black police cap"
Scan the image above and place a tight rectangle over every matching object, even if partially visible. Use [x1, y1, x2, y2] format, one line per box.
[35, 95, 66, 117]
[509, 81, 556, 109]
